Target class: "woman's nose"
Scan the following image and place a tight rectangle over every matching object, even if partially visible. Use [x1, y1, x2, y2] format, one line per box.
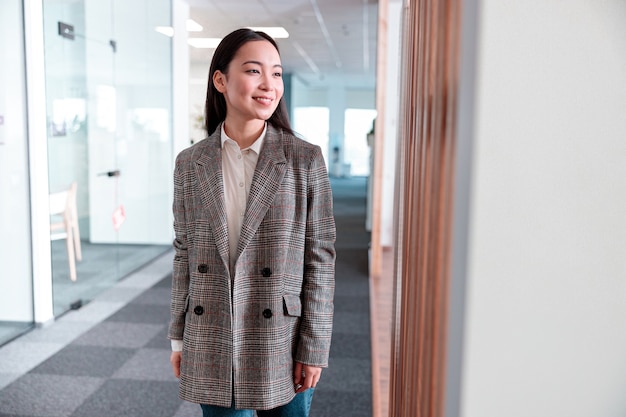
[259, 73, 274, 90]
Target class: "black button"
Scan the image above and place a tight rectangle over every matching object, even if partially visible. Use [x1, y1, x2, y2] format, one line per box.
[261, 267, 272, 277]
[198, 264, 208, 273]
[194, 306, 204, 315]
[262, 309, 273, 319]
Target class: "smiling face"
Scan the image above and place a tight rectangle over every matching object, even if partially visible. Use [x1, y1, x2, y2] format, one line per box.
[212, 39, 284, 132]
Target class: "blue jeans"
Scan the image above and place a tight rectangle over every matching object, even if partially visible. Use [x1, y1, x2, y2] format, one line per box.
[200, 389, 315, 417]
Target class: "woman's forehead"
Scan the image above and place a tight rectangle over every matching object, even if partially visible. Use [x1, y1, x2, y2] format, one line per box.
[233, 40, 281, 63]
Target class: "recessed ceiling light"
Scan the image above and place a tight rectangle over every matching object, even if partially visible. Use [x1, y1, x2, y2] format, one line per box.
[155, 19, 203, 37]
[188, 38, 222, 49]
[247, 27, 289, 39]
[155, 26, 174, 37]
[186, 19, 203, 32]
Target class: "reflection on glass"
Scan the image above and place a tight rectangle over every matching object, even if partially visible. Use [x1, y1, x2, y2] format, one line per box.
[96, 85, 116, 132]
[50, 98, 86, 137]
[132, 108, 169, 142]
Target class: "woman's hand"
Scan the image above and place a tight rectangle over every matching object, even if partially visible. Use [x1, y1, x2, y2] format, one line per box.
[170, 351, 182, 378]
[294, 362, 322, 393]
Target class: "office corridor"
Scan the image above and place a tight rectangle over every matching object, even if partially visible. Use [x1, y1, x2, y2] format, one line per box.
[0, 177, 372, 417]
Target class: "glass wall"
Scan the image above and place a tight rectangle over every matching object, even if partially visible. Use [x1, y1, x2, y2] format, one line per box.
[0, 0, 35, 345]
[43, 0, 173, 316]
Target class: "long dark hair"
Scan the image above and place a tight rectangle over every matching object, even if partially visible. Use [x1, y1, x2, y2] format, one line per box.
[204, 28, 293, 136]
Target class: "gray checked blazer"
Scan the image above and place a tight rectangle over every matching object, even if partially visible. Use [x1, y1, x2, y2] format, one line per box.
[168, 123, 336, 410]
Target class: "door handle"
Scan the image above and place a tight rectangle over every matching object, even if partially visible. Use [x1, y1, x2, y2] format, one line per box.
[98, 170, 120, 177]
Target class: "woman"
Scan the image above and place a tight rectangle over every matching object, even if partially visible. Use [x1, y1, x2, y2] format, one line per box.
[168, 28, 336, 417]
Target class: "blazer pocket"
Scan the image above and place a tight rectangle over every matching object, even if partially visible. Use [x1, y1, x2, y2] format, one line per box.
[283, 294, 302, 317]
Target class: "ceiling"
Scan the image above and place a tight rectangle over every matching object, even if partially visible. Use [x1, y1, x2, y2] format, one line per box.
[186, 0, 379, 89]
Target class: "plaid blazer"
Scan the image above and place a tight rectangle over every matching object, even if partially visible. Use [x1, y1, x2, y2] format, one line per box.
[168, 123, 336, 410]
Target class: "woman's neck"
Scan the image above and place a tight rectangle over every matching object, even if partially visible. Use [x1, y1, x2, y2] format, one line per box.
[223, 119, 265, 149]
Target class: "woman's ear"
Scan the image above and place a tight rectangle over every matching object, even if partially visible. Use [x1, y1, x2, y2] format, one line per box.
[213, 70, 226, 93]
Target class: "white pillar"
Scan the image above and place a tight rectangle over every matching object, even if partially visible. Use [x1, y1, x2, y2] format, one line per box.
[24, 0, 54, 324]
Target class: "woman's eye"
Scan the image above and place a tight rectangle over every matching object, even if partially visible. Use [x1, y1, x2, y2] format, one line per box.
[274, 72, 283, 77]
[247, 69, 260, 74]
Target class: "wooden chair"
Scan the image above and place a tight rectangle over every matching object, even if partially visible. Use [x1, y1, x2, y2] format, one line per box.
[49, 181, 82, 281]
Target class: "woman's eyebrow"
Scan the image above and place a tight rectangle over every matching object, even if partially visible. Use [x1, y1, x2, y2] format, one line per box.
[242, 60, 283, 69]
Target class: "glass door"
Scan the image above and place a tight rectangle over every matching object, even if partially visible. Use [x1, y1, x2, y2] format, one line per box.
[44, 1, 120, 315]
[43, 0, 173, 317]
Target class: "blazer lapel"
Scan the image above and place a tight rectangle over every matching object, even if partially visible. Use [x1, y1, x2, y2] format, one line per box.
[194, 131, 230, 270]
[236, 125, 287, 260]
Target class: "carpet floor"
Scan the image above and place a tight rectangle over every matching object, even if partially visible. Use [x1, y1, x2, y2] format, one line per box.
[0, 177, 372, 417]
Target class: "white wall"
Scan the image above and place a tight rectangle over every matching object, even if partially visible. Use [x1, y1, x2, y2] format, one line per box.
[459, 1, 626, 416]
[0, 0, 35, 322]
[291, 79, 327, 108]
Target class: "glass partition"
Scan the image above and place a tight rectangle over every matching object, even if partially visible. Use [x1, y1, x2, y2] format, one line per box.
[0, 0, 35, 344]
[43, 0, 173, 316]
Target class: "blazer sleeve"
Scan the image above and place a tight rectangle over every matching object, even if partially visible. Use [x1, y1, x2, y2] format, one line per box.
[168, 153, 190, 342]
[296, 145, 337, 367]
